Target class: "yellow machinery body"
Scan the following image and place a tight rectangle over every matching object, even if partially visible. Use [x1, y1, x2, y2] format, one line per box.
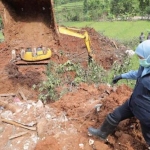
[20, 48, 52, 61]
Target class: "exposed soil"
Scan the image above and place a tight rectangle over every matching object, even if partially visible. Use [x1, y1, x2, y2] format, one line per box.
[0, 1, 148, 150]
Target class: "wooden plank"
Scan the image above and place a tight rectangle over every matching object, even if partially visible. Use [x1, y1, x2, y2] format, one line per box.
[2, 119, 36, 131]
[0, 93, 16, 97]
[19, 90, 27, 101]
[112, 41, 118, 49]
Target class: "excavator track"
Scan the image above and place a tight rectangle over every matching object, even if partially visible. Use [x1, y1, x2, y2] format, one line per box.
[15, 60, 50, 66]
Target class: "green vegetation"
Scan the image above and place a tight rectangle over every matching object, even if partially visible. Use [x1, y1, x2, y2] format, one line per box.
[0, 32, 4, 42]
[54, 0, 83, 5]
[55, 1, 83, 10]
[36, 54, 139, 103]
[61, 20, 150, 49]
[0, 16, 4, 42]
[54, 0, 150, 22]
[33, 62, 61, 103]
[0, 32, 4, 39]
[35, 60, 107, 102]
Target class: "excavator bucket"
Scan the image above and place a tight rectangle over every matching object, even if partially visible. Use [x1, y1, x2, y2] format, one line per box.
[0, 0, 58, 48]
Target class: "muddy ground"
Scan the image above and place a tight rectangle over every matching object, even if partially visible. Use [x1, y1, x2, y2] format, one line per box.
[0, 1, 148, 150]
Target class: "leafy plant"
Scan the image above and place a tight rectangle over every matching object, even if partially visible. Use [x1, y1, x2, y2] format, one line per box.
[56, 60, 85, 84]
[84, 61, 107, 84]
[56, 60, 107, 85]
[36, 62, 61, 103]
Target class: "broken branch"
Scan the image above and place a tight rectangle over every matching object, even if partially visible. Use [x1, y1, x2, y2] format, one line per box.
[9, 131, 28, 140]
[2, 119, 36, 131]
[19, 90, 27, 101]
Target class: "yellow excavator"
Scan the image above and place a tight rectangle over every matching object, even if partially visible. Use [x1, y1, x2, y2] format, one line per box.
[0, 0, 93, 64]
[11, 26, 93, 64]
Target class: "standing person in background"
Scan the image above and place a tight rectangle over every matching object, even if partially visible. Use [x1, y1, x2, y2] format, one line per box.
[88, 40, 150, 149]
[147, 32, 150, 40]
[139, 32, 145, 43]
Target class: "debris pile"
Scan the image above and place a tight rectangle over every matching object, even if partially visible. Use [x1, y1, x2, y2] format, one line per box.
[0, 83, 147, 150]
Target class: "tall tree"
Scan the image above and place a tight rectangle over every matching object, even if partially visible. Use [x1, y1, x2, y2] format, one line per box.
[139, 0, 150, 14]
[110, 0, 138, 17]
[83, 0, 88, 14]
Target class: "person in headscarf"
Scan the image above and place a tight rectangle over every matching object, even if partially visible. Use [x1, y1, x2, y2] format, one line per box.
[88, 40, 150, 149]
[139, 32, 145, 43]
[147, 32, 150, 40]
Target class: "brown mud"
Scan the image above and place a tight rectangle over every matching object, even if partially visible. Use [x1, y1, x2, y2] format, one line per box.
[0, 1, 147, 150]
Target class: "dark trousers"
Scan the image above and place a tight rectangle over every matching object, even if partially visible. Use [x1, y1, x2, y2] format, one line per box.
[109, 100, 150, 145]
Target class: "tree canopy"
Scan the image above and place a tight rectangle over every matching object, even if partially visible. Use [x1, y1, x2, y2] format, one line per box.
[54, 0, 150, 21]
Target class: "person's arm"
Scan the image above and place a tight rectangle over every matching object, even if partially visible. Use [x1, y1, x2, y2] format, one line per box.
[121, 70, 138, 79]
[112, 70, 138, 84]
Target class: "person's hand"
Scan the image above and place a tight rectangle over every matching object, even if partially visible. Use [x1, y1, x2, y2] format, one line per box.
[112, 75, 122, 84]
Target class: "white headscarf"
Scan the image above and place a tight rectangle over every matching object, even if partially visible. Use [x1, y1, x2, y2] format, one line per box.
[135, 40, 150, 77]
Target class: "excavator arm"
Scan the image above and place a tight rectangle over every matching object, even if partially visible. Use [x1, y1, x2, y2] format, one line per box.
[58, 26, 93, 62]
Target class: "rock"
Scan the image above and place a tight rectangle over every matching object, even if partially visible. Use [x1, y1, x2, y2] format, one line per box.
[37, 118, 48, 138]
[0, 125, 4, 133]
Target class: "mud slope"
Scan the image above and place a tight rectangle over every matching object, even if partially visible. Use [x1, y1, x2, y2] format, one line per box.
[0, 1, 147, 150]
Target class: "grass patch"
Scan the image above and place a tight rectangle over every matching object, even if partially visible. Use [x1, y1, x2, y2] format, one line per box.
[0, 32, 4, 38]
[0, 31, 4, 42]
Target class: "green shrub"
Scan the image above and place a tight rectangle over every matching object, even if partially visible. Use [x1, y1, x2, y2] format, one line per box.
[33, 62, 61, 103]
[35, 53, 138, 103]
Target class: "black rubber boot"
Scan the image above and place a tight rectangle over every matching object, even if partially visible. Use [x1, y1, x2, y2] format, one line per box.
[88, 114, 118, 140]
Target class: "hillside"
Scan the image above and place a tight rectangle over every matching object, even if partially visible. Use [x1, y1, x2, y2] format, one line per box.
[0, 0, 148, 150]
